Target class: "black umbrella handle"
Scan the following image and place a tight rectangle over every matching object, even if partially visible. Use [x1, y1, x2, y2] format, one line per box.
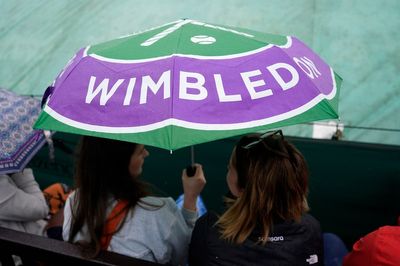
[186, 146, 196, 177]
[41, 85, 54, 108]
[186, 165, 196, 177]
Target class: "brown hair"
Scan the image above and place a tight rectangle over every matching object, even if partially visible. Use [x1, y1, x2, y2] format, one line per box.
[68, 136, 150, 257]
[217, 132, 309, 245]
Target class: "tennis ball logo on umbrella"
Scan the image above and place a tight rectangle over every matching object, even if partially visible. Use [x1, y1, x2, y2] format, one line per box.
[190, 35, 216, 44]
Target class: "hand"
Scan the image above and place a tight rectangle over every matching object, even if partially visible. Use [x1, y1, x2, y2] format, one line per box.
[45, 208, 64, 230]
[182, 163, 206, 211]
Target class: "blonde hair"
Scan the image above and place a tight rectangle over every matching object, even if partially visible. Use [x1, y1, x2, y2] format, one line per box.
[217, 133, 309, 245]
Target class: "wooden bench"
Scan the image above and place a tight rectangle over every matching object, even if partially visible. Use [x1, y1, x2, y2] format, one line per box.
[0, 227, 167, 266]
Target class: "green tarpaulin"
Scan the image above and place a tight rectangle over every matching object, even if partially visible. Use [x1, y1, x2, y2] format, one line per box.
[1, 0, 399, 146]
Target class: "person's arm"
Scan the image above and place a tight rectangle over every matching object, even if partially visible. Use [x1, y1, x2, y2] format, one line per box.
[168, 162, 206, 264]
[160, 198, 203, 266]
[62, 192, 75, 241]
[306, 214, 324, 265]
[164, 207, 192, 265]
[0, 169, 48, 221]
[150, 165, 206, 265]
[342, 232, 375, 265]
[181, 163, 206, 214]
[342, 226, 400, 266]
[188, 214, 209, 266]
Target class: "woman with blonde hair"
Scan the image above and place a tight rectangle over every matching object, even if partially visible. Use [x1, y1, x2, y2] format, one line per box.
[189, 130, 323, 265]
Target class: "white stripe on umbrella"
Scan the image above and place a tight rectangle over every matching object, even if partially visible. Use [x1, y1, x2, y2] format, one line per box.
[43, 69, 337, 134]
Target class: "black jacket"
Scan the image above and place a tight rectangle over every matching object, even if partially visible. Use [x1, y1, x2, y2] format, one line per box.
[189, 212, 323, 266]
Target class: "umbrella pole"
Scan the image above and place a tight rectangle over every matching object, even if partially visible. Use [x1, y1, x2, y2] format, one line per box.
[190, 145, 195, 166]
[186, 145, 196, 177]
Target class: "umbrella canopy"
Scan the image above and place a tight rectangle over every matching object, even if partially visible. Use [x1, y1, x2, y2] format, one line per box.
[34, 19, 341, 150]
[0, 88, 46, 175]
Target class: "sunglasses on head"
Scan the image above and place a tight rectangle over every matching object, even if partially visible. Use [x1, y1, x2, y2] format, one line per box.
[241, 130, 283, 150]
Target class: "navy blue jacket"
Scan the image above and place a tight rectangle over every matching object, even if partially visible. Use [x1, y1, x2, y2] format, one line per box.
[189, 212, 323, 266]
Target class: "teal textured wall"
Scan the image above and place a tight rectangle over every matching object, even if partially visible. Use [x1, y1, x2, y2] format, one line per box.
[1, 0, 399, 145]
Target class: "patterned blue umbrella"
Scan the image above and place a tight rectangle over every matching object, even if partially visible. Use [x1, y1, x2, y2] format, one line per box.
[0, 88, 46, 175]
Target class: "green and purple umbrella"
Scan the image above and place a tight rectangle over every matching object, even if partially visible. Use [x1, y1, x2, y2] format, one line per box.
[34, 19, 341, 150]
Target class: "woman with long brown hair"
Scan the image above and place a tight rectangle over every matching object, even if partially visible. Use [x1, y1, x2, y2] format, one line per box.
[62, 136, 206, 265]
[189, 130, 322, 265]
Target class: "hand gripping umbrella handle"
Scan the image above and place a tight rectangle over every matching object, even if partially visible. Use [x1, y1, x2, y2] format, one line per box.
[186, 165, 196, 177]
